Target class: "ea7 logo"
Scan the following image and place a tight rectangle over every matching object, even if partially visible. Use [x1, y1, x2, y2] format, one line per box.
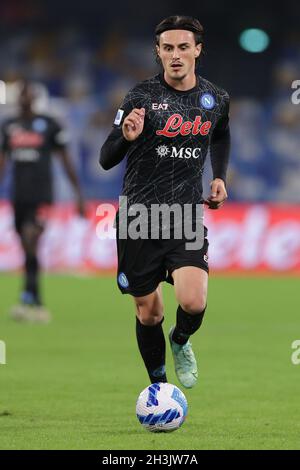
[0, 340, 6, 365]
[152, 103, 169, 110]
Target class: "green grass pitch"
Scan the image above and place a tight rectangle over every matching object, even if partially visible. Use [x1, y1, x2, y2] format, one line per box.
[0, 273, 299, 450]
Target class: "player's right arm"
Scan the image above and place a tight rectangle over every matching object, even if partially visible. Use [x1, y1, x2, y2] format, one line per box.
[99, 86, 146, 170]
[100, 108, 145, 171]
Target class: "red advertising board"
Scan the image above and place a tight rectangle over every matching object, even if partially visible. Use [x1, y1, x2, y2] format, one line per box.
[0, 201, 299, 274]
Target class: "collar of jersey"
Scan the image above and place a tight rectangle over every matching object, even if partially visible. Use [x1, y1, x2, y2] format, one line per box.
[158, 73, 199, 95]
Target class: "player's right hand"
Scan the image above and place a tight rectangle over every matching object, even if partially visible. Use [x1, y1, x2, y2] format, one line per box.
[122, 108, 145, 141]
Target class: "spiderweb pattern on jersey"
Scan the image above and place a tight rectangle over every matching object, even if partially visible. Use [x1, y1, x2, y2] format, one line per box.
[119, 74, 229, 208]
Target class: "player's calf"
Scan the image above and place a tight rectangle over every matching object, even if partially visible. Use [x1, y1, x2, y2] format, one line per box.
[172, 305, 206, 345]
[169, 305, 206, 388]
[134, 288, 167, 384]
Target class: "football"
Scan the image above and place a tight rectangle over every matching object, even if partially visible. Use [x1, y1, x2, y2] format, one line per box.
[136, 382, 188, 432]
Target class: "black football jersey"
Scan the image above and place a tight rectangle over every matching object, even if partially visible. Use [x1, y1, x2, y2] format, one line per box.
[101, 73, 230, 209]
[1, 114, 67, 203]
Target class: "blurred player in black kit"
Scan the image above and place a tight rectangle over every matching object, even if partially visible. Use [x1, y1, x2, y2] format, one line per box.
[100, 16, 230, 388]
[0, 81, 84, 322]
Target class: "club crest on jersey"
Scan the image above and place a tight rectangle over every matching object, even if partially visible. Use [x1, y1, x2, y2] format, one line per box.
[156, 114, 212, 137]
[200, 93, 215, 109]
[32, 118, 47, 132]
[114, 109, 124, 126]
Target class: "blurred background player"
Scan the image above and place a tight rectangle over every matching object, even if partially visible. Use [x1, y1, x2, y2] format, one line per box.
[0, 81, 84, 322]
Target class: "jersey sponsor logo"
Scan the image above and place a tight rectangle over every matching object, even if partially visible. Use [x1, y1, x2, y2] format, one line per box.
[118, 272, 129, 288]
[114, 109, 124, 126]
[11, 149, 39, 162]
[200, 93, 215, 109]
[152, 103, 169, 110]
[156, 114, 212, 137]
[9, 130, 44, 148]
[155, 145, 170, 157]
[156, 145, 202, 159]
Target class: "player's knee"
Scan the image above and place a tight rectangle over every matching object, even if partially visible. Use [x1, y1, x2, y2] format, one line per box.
[134, 291, 164, 326]
[21, 223, 41, 247]
[180, 296, 207, 315]
[135, 302, 163, 326]
[137, 310, 163, 326]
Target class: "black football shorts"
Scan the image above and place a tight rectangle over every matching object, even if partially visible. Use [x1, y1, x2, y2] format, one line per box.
[116, 220, 209, 297]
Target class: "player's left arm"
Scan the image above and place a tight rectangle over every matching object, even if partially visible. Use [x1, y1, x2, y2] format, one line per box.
[51, 119, 85, 216]
[56, 148, 85, 217]
[205, 93, 230, 210]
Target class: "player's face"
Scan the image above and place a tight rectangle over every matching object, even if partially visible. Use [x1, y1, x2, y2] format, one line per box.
[156, 30, 201, 81]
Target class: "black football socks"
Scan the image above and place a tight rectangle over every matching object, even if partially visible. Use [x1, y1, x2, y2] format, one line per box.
[136, 316, 167, 383]
[171, 305, 206, 345]
[24, 253, 41, 305]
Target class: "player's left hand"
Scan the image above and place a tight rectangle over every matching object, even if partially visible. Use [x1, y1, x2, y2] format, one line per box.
[204, 178, 227, 210]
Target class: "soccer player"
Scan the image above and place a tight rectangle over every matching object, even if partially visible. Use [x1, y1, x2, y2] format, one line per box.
[0, 81, 84, 322]
[100, 16, 230, 388]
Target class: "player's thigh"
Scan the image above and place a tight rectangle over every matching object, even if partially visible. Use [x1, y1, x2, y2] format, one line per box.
[172, 266, 208, 314]
[134, 284, 164, 325]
